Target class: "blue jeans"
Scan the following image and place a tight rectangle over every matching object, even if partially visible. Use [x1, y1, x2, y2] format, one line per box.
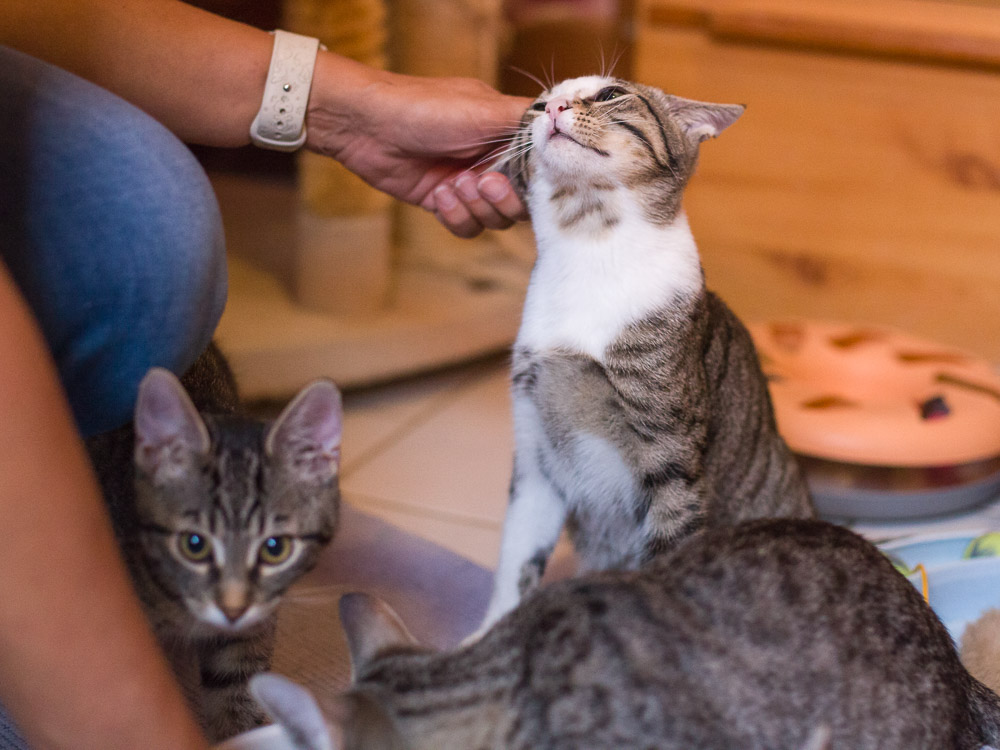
[0, 45, 227, 436]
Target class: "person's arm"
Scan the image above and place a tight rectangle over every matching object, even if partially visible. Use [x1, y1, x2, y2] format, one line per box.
[0, 266, 211, 750]
[0, 0, 271, 147]
[0, 0, 530, 237]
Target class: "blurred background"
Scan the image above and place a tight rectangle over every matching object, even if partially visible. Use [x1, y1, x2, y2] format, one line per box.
[184, 0, 1000, 565]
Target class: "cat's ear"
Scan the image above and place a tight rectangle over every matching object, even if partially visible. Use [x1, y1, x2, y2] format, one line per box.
[265, 379, 342, 482]
[249, 673, 334, 750]
[134, 368, 211, 478]
[667, 96, 745, 144]
[339, 593, 418, 679]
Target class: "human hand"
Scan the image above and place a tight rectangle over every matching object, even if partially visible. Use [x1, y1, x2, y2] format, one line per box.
[306, 55, 531, 238]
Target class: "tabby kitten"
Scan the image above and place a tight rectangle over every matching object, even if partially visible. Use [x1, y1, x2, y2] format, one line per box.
[252, 520, 1000, 750]
[479, 76, 813, 629]
[86, 345, 342, 741]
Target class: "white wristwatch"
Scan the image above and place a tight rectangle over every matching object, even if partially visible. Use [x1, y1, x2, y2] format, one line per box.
[250, 30, 325, 152]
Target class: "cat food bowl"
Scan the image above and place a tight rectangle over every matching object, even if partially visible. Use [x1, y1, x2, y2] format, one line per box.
[749, 320, 1000, 520]
[906, 557, 1000, 641]
[213, 725, 297, 750]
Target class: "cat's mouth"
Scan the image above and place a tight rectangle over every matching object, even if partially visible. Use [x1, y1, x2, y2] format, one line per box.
[548, 130, 609, 157]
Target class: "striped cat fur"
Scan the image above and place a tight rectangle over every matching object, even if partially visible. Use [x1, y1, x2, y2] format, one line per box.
[479, 76, 813, 630]
[253, 521, 1000, 750]
[86, 345, 342, 741]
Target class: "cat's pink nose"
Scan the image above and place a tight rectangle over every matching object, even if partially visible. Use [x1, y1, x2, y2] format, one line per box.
[546, 97, 571, 123]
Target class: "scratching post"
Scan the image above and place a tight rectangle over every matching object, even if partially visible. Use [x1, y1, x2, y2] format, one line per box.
[283, 0, 393, 316]
[387, 0, 507, 276]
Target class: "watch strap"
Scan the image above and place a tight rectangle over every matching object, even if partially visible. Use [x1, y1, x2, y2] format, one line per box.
[250, 30, 323, 152]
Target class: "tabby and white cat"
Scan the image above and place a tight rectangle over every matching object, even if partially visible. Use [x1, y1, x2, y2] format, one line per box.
[86, 346, 342, 741]
[480, 76, 813, 629]
[251, 519, 1000, 750]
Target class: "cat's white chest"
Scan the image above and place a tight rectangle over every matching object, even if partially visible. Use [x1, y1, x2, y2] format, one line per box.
[517, 208, 703, 360]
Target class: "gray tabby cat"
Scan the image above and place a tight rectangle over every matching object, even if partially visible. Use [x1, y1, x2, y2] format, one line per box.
[86, 345, 342, 741]
[252, 520, 1000, 750]
[480, 75, 813, 629]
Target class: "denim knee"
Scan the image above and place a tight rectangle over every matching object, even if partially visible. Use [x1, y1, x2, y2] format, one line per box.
[0, 46, 227, 435]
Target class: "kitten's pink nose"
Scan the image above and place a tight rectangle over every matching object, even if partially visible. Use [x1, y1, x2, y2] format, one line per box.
[546, 97, 571, 124]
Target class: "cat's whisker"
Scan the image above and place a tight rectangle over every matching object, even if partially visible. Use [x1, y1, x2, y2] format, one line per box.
[603, 46, 627, 79]
[507, 64, 549, 95]
[598, 46, 610, 79]
[465, 131, 524, 145]
[487, 143, 534, 168]
[469, 139, 533, 170]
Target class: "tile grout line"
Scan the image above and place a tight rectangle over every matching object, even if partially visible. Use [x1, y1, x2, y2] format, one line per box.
[339, 361, 511, 483]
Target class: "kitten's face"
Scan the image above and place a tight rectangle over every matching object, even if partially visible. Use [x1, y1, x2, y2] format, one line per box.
[499, 76, 743, 227]
[133, 373, 342, 634]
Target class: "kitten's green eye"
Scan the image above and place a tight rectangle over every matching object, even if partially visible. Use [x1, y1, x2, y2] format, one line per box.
[530, 101, 546, 112]
[178, 532, 212, 563]
[595, 86, 627, 103]
[259, 536, 293, 565]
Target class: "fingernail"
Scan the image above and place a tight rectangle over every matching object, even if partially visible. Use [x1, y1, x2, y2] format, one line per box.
[434, 184, 458, 211]
[455, 174, 479, 201]
[479, 174, 508, 202]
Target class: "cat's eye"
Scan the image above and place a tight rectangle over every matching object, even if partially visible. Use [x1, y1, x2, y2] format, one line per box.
[259, 536, 293, 565]
[594, 86, 628, 103]
[530, 100, 546, 112]
[178, 532, 213, 563]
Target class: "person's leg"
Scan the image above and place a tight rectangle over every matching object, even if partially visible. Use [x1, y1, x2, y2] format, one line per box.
[0, 45, 227, 436]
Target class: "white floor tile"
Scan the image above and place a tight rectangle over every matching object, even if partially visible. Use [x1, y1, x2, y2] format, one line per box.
[341, 361, 514, 526]
[339, 359, 496, 476]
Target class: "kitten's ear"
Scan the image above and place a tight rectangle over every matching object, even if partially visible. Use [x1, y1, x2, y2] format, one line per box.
[134, 368, 211, 478]
[667, 96, 745, 144]
[249, 674, 334, 750]
[339, 593, 418, 679]
[265, 379, 342, 482]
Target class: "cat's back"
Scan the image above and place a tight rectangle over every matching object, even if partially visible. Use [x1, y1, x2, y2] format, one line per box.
[698, 292, 813, 521]
[178, 341, 240, 414]
[492, 519, 990, 749]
